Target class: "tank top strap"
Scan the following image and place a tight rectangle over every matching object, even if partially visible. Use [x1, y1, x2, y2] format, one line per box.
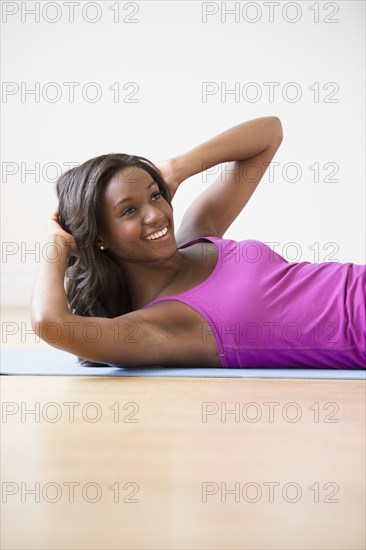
[143, 235, 222, 308]
[177, 234, 222, 250]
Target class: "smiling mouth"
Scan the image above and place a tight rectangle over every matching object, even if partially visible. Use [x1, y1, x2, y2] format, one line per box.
[144, 226, 168, 241]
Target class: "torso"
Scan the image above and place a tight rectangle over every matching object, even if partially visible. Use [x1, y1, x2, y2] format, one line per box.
[140, 240, 223, 367]
[133, 236, 366, 369]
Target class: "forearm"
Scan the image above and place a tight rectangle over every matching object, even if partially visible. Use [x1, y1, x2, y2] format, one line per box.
[173, 116, 283, 183]
[31, 235, 72, 331]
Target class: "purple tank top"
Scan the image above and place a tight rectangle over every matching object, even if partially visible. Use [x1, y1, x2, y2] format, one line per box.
[143, 236, 366, 369]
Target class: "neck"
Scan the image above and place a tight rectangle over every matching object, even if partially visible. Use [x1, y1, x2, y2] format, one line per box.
[120, 249, 188, 310]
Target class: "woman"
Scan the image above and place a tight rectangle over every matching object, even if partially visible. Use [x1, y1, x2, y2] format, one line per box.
[31, 117, 366, 369]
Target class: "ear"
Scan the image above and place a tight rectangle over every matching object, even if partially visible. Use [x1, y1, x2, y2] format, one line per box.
[96, 234, 107, 251]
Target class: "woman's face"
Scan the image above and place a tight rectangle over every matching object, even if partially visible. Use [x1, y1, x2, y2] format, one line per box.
[97, 166, 175, 264]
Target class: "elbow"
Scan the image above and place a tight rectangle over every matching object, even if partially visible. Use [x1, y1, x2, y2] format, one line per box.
[30, 296, 71, 348]
[30, 313, 50, 344]
[30, 308, 43, 338]
[31, 310, 84, 356]
[30, 296, 47, 341]
[30, 311, 63, 348]
[271, 116, 283, 142]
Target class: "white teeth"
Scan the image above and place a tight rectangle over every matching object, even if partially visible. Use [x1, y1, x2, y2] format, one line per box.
[145, 227, 168, 241]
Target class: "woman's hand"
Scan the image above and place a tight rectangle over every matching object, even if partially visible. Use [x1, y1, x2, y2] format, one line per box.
[47, 206, 78, 255]
[155, 158, 181, 200]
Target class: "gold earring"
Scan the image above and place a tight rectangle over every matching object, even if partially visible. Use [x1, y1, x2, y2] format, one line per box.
[99, 244, 105, 250]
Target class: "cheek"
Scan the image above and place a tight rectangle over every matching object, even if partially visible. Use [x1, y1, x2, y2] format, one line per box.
[166, 206, 174, 223]
[107, 217, 137, 237]
[106, 220, 142, 254]
[161, 201, 173, 217]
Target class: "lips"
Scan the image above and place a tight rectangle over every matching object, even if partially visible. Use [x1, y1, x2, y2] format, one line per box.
[143, 226, 168, 241]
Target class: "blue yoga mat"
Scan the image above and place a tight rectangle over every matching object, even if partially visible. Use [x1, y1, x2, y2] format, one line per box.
[1, 349, 365, 379]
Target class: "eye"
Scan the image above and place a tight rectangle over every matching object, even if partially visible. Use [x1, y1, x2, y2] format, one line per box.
[121, 206, 136, 217]
[151, 191, 162, 201]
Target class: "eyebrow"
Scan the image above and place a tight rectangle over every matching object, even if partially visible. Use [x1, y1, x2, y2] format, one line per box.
[112, 181, 158, 210]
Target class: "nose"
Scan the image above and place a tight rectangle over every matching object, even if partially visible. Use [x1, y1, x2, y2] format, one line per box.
[142, 203, 165, 225]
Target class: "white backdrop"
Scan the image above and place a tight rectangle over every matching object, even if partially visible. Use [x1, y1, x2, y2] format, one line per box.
[1, 0, 365, 306]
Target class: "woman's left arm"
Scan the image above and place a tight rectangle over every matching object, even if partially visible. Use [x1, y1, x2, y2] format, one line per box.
[157, 116, 283, 239]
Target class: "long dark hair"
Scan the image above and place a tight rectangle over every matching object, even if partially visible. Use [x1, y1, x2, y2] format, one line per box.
[56, 153, 172, 365]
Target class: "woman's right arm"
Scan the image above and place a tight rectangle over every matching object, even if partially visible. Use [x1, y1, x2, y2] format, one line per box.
[157, 117, 283, 240]
[30, 212, 177, 367]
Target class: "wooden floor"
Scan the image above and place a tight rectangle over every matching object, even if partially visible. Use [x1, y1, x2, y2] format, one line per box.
[1, 309, 365, 549]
